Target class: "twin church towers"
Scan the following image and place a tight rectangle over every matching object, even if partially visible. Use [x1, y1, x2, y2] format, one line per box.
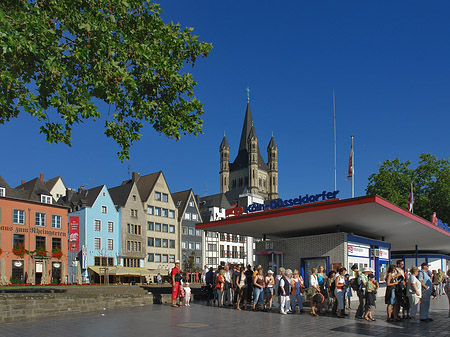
[219, 102, 279, 203]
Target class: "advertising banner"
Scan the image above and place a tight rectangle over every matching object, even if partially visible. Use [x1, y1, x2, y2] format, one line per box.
[347, 243, 370, 257]
[68, 216, 80, 253]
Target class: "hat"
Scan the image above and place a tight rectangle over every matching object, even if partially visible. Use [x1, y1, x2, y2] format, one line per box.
[175, 260, 180, 263]
[421, 262, 430, 267]
[268, 270, 274, 274]
[362, 267, 371, 273]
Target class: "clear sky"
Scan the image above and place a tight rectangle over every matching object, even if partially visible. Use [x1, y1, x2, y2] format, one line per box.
[2, 1, 450, 201]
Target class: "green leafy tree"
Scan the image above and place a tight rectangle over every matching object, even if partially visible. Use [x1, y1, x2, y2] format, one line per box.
[366, 153, 450, 223]
[0, 0, 212, 161]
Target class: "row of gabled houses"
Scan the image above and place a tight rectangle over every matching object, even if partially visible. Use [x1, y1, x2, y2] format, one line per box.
[0, 171, 254, 285]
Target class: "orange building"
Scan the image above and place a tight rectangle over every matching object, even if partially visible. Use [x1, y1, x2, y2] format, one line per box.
[0, 175, 69, 285]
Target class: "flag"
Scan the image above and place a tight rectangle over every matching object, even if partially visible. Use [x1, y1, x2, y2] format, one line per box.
[345, 144, 354, 181]
[407, 183, 414, 212]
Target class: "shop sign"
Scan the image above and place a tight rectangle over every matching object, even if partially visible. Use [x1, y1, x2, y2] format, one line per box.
[36, 262, 43, 273]
[69, 216, 80, 253]
[347, 244, 370, 257]
[13, 261, 23, 268]
[431, 212, 450, 232]
[379, 248, 389, 260]
[225, 190, 340, 217]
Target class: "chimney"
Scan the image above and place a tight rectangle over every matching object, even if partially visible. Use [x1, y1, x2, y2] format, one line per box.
[21, 180, 25, 185]
[40, 173, 44, 183]
[132, 172, 140, 183]
[78, 186, 85, 193]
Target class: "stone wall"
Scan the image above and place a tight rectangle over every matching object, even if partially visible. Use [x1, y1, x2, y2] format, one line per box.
[0, 286, 153, 323]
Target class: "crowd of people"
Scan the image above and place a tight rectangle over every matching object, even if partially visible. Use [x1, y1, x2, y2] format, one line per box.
[169, 260, 450, 321]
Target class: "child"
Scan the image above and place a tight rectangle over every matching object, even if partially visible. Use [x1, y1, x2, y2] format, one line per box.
[178, 280, 185, 307]
[184, 282, 192, 306]
[363, 274, 378, 321]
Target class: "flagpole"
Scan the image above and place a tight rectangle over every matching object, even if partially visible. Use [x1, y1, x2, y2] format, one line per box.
[351, 135, 354, 198]
[333, 89, 337, 191]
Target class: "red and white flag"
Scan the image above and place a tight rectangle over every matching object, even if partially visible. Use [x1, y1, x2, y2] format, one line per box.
[407, 183, 414, 212]
[345, 144, 354, 181]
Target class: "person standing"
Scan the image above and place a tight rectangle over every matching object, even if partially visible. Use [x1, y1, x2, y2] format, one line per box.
[157, 273, 162, 285]
[202, 265, 208, 285]
[445, 269, 450, 317]
[356, 267, 370, 319]
[290, 270, 304, 314]
[223, 264, 232, 306]
[363, 273, 378, 321]
[236, 266, 247, 311]
[407, 266, 422, 322]
[264, 270, 275, 310]
[171, 260, 182, 307]
[418, 262, 433, 322]
[215, 269, 226, 307]
[436, 269, 445, 296]
[274, 267, 285, 308]
[279, 269, 292, 314]
[245, 265, 254, 304]
[335, 267, 347, 318]
[252, 268, 265, 311]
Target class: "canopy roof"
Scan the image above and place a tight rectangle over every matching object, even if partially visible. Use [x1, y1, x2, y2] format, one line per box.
[197, 196, 450, 254]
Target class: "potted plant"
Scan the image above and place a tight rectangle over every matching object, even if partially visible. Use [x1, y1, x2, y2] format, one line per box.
[35, 246, 47, 257]
[52, 247, 63, 259]
[12, 243, 26, 258]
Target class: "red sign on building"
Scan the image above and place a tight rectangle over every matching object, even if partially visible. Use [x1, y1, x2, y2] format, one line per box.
[69, 216, 79, 253]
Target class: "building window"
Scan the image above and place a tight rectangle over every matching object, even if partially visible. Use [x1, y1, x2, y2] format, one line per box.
[155, 207, 161, 216]
[35, 236, 46, 250]
[195, 242, 201, 250]
[169, 225, 175, 233]
[162, 254, 168, 263]
[0, 187, 5, 197]
[207, 244, 217, 251]
[94, 220, 101, 231]
[196, 229, 202, 237]
[127, 241, 130, 251]
[169, 240, 175, 249]
[147, 253, 154, 262]
[41, 195, 52, 204]
[192, 213, 198, 221]
[162, 224, 168, 232]
[169, 255, 175, 263]
[147, 237, 154, 246]
[155, 254, 161, 263]
[148, 222, 154, 231]
[207, 257, 217, 265]
[169, 210, 175, 219]
[155, 223, 161, 232]
[188, 242, 194, 250]
[132, 195, 137, 201]
[162, 239, 168, 248]
[35, 212, 46, 227]
[162, 193, 168, 202]
[189, 200, 194, 207]
[155, 192, 161, 201]
[52, 238, 61, 250]
[13, 209, 25, 224]
[107, 239, 114, 250]
[147, 206, 154, 215]
[13, 234, 25, 246]
[107, 221, 114, 233]
[182, 226, 188, 235]
[130, 209, 138, 217]
[94, 238, 101, 250]
[101, 206, 107, 214]
[184, 212, 191, 220]
[195, 257, 201, 264]
[182, 241, 187, 249]
[162, 208, 168, 217]
[94, 257, 101, 266]
[52, 215, 62, 229]
[155, 238, 161, 247]
[220, 233, 225, 241]
[188, 227, 194, 236]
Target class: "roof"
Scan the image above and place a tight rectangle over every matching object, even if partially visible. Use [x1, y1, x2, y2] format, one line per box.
[172, 189, 191, 221]
[267, 136, 277, 150]
[109, 181, 134, 207]
[230, 103, 268, 172]
[58, 185, 104, 209]
[130, 171, 161, 202]
[15, 178, 53, 202]
[197, 195, 450, 254]
[219, 136, 230, 150]
[44, 176, 64, 191]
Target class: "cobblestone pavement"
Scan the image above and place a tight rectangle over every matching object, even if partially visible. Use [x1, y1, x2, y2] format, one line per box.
[1, 295, 449, 336]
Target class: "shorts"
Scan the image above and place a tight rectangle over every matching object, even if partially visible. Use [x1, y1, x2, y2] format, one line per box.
[172, 282, 180, 299]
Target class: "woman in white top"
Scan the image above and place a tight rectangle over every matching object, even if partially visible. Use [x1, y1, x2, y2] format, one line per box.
[334, 267, 347, 318]
[407, 266, 422, 321]
[310, 267, 320, 293]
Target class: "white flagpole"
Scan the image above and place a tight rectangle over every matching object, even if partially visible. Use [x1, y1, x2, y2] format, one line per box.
[411, 183, 414, 213]
[351, 135, 354, 198]
[333, 89, 337, 191]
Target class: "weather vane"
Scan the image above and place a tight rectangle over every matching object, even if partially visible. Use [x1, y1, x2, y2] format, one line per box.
[246, 86, 250, 103]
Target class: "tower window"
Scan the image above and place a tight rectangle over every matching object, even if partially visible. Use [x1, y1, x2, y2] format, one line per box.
[238, 178, 243, 187]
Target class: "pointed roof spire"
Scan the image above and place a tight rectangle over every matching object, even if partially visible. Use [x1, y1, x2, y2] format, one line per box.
[248, 123, 257, 141]
[219, 134, 230, 150]
[268, 135, 277, 150]
[238, 103, 255, 151]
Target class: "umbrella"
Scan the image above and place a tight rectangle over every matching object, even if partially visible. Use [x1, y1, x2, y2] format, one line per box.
[41, 260, 48, 284]
[61, 260, 66, 284]
[0, 258, 8, 285]
[76, 263, 82, 285]
[107, 266, 141, 276]
[28, 259, 33, 285]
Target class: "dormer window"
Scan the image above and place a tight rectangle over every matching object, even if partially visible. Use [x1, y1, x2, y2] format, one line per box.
[41, 195, 52, 204]
[0, 187, 5, 197]
[101, 206, 107, 214]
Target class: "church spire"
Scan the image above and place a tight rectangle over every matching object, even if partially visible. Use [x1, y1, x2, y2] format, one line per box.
[238, 103, 255, 151]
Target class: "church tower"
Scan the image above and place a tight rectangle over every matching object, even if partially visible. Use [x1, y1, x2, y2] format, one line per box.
[219, 135, 230, 194]
[220, 101, 279, 203]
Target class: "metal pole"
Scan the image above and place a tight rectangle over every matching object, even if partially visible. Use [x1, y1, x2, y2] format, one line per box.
[333, 89, 337, 191]
[415, 245, 418, 267]
[351, 135, 355, 198]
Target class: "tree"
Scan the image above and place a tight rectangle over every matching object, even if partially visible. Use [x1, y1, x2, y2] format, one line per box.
[0, 0, 212, 161]
[366, 153, 450, 224]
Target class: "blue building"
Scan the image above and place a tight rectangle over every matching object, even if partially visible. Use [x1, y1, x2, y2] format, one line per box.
[60, 185, 120, 283]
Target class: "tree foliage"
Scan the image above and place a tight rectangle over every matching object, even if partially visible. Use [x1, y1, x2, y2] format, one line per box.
[366, 153, 450, 224]
[0, 0, 212, 160]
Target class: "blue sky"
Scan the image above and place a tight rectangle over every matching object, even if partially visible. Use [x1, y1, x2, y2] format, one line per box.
[2, 1, 450, 201]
